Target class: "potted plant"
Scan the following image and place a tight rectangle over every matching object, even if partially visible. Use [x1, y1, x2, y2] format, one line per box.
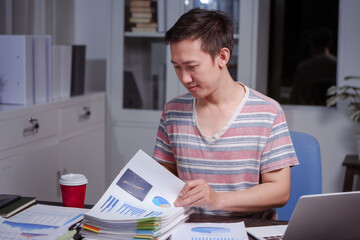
[327, 76, 360, 159]
[327, 76, 360, 122]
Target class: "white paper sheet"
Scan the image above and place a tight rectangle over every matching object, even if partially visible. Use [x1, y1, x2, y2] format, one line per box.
[170, 222, 249, 240]
[84, 149, 186, 222]
[0, 204, 87, 240]
[82, 150, 191, 240]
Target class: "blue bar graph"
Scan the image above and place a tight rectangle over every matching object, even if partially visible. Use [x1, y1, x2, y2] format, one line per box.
[99, 195, 163, 217]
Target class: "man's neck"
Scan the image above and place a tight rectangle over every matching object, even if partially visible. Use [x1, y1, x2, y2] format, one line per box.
[198, 77, 245, 109]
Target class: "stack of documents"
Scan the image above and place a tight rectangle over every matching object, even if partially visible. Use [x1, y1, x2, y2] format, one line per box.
[81, 150, 192, 240]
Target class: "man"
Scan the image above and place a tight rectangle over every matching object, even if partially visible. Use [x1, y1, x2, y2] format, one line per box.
[291, 27, 337, 105]
[153, 8, 298, 219]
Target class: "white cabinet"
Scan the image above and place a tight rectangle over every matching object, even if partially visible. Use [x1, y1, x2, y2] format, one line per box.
[61, 128, 105, 205]
[0, 92, 105, 204]
[0, 144, 62, 202]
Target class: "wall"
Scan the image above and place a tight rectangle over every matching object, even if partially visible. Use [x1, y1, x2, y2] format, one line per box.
[284, 106, 358, 193]
[73, 0, 110, 93]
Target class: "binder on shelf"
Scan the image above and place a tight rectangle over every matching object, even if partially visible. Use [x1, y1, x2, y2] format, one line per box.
[70, 45, 86, 97]
[51, 45, 72, 100]
[33, 35, 51, 104]
[0, 35, 34, 105]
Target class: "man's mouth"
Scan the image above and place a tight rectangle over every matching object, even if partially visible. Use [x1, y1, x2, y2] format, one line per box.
[188, 85, 198, 92]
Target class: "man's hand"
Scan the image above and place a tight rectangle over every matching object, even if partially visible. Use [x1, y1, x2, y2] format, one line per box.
[174, 179, 219, 210]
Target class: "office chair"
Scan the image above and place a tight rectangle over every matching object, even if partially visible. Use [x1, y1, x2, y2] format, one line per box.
[277, 131, 322, 221]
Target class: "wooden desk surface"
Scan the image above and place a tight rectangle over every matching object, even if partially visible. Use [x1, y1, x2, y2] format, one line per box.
[189, 213, 288, 240]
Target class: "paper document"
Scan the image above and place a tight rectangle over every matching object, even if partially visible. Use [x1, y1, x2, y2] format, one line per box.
[82, 149, 191, 239]
[171, 222, 249, 240]
[0, 204, 88, 240]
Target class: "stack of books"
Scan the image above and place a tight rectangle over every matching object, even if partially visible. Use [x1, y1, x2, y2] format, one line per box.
[129, 0, 157, 32]
[0, 195, 36, 218]
[81, 150, 192, 240]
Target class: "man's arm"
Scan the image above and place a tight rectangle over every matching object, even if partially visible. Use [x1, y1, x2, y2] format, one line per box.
[174, 167, 291, 213]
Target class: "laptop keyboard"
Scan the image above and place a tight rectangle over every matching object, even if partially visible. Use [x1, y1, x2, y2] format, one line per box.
[264, 235, 284, 240]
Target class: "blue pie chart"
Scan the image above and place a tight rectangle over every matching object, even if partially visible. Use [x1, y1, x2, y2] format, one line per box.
[191, 227, 231, 233]
[152, 196, 171, 208]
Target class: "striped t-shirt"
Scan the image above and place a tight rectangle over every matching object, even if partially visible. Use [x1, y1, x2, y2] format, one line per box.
[153, 86, 299, 217]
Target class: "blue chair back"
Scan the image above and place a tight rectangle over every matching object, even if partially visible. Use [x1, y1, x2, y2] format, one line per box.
[277, 131, 322, 221]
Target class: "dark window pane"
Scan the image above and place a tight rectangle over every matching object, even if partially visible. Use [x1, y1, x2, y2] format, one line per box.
[267, 0, 339, 106]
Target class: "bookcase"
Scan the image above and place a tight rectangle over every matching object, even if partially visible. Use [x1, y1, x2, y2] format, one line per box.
[106, 0, 269, 182]
[0, 92, 106, 205]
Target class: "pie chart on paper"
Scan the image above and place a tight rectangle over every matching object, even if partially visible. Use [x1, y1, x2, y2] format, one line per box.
[152, 196, 171, 208]
[191, 227, 231, 233]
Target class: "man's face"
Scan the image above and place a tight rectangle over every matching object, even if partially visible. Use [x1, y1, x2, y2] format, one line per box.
[170, 39, 222, 98]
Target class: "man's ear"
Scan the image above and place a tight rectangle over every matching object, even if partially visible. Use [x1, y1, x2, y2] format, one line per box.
[218, 47, 231, 68]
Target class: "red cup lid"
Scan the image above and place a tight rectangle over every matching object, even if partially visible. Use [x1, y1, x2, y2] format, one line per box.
[59, 173, 88, 186]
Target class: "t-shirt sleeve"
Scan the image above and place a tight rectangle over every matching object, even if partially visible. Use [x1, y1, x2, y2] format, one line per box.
[153, 110, 176, 165]
[260, 110, 299, 173]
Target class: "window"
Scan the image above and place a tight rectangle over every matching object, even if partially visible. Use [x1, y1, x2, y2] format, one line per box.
[267, 0, 339, 106]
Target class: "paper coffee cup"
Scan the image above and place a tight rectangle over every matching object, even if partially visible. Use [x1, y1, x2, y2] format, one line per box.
[59, 173, 88, 208]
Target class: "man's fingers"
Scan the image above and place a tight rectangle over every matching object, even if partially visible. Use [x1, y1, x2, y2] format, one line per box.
[175, 183, 207, 207]
[175, 189, 203, 207]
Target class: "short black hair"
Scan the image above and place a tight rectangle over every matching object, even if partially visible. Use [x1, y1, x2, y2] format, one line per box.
[164, 8, 234, 60]
[308, 28, 333, 49]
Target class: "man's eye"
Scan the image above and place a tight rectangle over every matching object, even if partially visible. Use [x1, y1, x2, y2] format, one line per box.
[188, 65, 196, 70]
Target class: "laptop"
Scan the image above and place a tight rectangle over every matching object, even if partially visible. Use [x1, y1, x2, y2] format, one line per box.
[246, 191, 360, 240]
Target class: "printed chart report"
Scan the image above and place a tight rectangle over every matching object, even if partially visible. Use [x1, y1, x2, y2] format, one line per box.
[171, 222, 249, 240]
[84, 149, 186, 221]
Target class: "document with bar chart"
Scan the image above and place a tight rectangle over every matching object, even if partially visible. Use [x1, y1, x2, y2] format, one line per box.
[83, 149, 188, 221]
[82, 150, 191, 239]
[171, 222, 249, 240]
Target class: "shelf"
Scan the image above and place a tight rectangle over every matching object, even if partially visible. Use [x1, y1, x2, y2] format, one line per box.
[124, 31, 165, 38]
[124, 32, 238, 39]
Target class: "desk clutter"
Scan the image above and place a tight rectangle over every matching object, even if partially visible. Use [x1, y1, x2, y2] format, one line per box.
[0, 150, 249, 240]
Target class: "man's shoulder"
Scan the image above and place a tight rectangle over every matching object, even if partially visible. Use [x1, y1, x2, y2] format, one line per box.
[164, 93, 194, 112]
[246, 87, 283, 112]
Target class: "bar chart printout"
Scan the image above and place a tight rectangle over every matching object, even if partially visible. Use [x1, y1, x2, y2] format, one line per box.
[171, 222, 249, 240]
[98, 195, 164, 218]
[82, 150, 191, 240]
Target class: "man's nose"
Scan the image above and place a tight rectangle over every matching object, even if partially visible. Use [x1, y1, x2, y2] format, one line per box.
[179, 70, 193, 84]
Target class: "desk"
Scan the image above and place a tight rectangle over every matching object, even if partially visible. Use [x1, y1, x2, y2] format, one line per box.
[37, 201, 287, 240]
[342, 155, 360, 191]
[189, 214, 287, 240]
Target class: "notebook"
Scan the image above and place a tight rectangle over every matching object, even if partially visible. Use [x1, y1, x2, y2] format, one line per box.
[0, 194, 20, 208]
[0, 196, 36, 218]
[246, 191, 360, 240]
